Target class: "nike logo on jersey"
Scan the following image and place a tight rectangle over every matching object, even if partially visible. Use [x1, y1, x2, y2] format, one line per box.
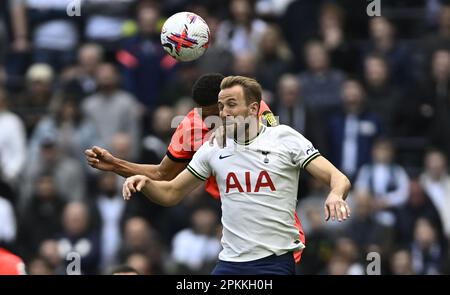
[219, 154, 234, 159]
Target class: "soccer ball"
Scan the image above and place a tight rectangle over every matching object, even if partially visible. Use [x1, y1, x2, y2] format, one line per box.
[160, 12, 210, 62]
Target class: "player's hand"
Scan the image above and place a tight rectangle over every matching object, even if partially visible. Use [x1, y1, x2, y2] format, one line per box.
[122, 175, 150, 200]
[324, 193, 351, 222]
[84, 146, 116, 171]
[209, 125, 226, 148]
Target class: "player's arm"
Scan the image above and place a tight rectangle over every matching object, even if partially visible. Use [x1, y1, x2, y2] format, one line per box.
[85, 146, 187, 180]
[305, 155, 352, 222]
[122, 169, 204, 206]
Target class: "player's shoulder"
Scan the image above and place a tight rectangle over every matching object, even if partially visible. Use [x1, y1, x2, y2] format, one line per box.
[267, 124, 302, 137]
[266, 124, 311, 146]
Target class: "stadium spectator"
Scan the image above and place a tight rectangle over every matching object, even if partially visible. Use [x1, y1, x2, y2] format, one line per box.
[326, 79, 384, 181]
[26, 0, 79, 72]
[58, 201, 100, 275]
[11, 63, 56, 136]
[318, 3, 358, 74]
[396, 179, 443, 245]
[0, 86, 26, 198]
[410, 217, 446, 275]
[81, 63, 141, 158]
[363, 54, 403, 135]
[117, 2, 174, 109]
[389, 248, 416, 275]
[275, 74, 325, 152]
[255, 24, 292, 93]
[170, 206, 221, 274]
[118, 217, 165, 274]
[89, 172, 127, 272]
[21, 133, 86, 205]
[354, 137, 410, 226]
[216, 0, 268, 55]
[0, 195, 16, 249]
[362, 17, 414, 92]
[299, 40, 345, 117]
[420, 149, 450, 239]
[18, 174, 65, 260]
[83, 0, 136, 58]
[342, 190, 392, 257]
[28, 96, 100, 172]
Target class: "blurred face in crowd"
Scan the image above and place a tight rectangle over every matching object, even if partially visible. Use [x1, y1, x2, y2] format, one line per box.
[27, 257, 54, 275]
[41, 142, 59, 164]
[259, 25, 280, 57]
[29, 79, 52, 99]
[320, 4, 343, 31]
[391, 250, 414, 275]
[365, 56, 389, 87]
[62, 202, 89, 237]
[414, 218, 437, 250]
[39, 239, 62, 268]
[409, 180, 427, 208]
[96, 64, 119, 93]
[60, 100, 78, 122]
[152, 106, 175, 138]
[372, 140, 394, 164]
[327, 254, 350, 275]
[124, 217, 151, 249]
[425, 151, 447, 180]
[370, 17, 394, 42]
[432, 50, 450, 81]
[233, 51, 256, 77]
[231, 0, 252, 24]
[126, 253, 152, 275]
[111, 133, 133, 161]
[78, 44, 103, 75]
[305, 42, 329, 73]
[99, 172, 118, 198]
[191, 208, 218, 236]
[36, 175, 57, 201]
[138, 6, 160, 36]
[342, 80, 364, 113]
[439, 5, 450, 32]
[335, 238, 359, 263]
[278, 74, 301, 108]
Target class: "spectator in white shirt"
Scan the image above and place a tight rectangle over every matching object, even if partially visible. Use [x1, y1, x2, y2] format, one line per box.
[420, 149, 450, 239]
[355, 137, 410, 226]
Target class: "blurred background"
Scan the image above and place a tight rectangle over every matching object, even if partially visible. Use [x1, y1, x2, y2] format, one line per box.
[0, 0, 450, 275]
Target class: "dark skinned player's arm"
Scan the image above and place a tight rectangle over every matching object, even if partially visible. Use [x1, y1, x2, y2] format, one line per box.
[113, 155, 188, 181]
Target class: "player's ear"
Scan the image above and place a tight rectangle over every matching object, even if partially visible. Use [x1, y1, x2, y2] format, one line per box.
[248, 101, 259, 116]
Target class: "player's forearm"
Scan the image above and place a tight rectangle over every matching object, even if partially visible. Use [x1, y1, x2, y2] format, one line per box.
[113, 159, 161, 179]
[140, 180, 181, 207]
[329, 171, 351, 200]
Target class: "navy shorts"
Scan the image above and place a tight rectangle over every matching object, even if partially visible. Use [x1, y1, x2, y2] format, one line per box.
[211, 252, 296, 275]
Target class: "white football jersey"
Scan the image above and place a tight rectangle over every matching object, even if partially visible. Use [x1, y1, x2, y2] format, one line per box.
[187, 125, 320, 262]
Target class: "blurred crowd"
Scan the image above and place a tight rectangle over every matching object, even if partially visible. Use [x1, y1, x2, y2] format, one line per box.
[0, 0, 450, 275]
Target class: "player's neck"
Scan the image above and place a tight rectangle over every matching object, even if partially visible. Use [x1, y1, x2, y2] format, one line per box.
[235, 118, 262, 144]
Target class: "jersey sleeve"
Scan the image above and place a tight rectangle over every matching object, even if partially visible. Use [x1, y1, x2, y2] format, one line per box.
[186, 142, 213, 182]
[282, 126, 321, 169]
[167, 117, 205, 162]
